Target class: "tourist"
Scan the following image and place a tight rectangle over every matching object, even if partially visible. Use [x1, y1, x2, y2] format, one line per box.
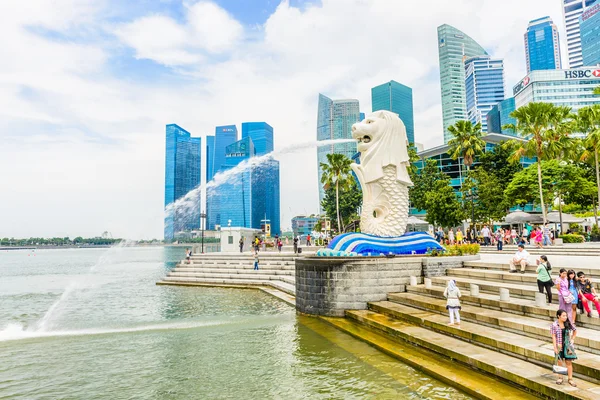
[509, 244, 530, 273]
[448, 228, 455, 245]
[522, 226, 529, 244]
[253, 251, 260, 270]
[293, 236, 299, 254]
[536, 255, 553, 304]
[277, 238, 283, 253]
[306, 234, 311, 246]
[511, 228, 517, 245]
[567, 270, 579, 324]
[543, 224, 552, 247]
[254, 237, 260, 252]
[504, 228, 511, 245]
[456, 228, 464, 245]
[444, 280, 461, 326]
[435, 227, 445, 244]
[551, 309, 578, 387]
[239, 238, 244, 253]
[428, 226, 434, 237]
[495, 228, 504, 251]
[577, 272, 600, 318]
[534, 227, 544, 249]
[555, 269, 575, 323]
[285, 236, 289, 245]
[481, 225, 491, 246]
[185, 248, 191, 264]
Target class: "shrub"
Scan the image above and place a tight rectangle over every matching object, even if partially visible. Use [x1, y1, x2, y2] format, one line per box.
[559, 234, 585, 243]
[427, 244, 480, 257]
[590, 224, 600, 242]
[570, 224, 582, 233]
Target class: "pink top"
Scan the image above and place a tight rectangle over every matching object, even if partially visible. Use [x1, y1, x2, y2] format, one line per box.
[555, 277, 570, 298]
[535, 230, 543, 242]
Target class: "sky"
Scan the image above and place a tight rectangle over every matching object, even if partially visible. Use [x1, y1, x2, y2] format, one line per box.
[0, 0, 567, 239]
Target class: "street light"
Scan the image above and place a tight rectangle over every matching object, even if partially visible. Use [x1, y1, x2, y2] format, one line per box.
[200, 212, 206, 254]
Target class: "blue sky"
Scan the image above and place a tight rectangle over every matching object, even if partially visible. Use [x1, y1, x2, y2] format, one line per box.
[0, 0, 567, 238]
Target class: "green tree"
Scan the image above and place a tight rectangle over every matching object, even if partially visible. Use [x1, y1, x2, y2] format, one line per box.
[594, 86, 600, 95]
[461, 168, 510, 223]
[321, 179, 362, 233]
[320, 153, 353, 232]
[409, 159, 440, 212]
[503, 102, 573, 223]
[576, 105, 600, 217]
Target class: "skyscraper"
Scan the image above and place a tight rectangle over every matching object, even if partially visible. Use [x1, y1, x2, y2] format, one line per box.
[464, 56, 506, 133]
[316, 94, 360, 206]
[206, 135, 215, 183]
[561, 0, 598, 68]
[164, 124, 201, 240]
[241, 122, 274, 156]
[371, 80, 415, 144]
[581, 2, 600, 66]
[486, 98, 517, 136]
[207, 125, 237, 229]
[437, 24, 488, 143]
[524, 17, 562, 72]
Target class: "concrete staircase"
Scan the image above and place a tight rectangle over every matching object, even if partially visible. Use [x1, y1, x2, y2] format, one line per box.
[156, 253, 298, 296]
[329, 260, 600, 399]
[478, 245, 600, 257]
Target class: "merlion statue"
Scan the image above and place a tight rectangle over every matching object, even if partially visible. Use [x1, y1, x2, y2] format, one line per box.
[351, 111, 412, 237]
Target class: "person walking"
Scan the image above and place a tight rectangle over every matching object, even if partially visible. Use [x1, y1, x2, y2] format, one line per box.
[481, 225, 491, 246]
[522, 226, 529, 245]
[185, 248, 191, 264]
[239, 238, 244, 253]
[253, 251, 260, 270]
[495, 228, 504, 251]
[456, 228, 464, 245]
[567, 270, 579, 324]
[511, 228, 517, 245]
[306, 234, 311, 246]
[277, 238, 283, 253]
[448, 229, 455, 245]
[536, 255, 553, 304]
[551, 309, 578, 387]
[534, 227, 544, 249]
[555, 269, 575, 323]
[577, 272, 600, 318]
[293, 236, 298, 254]
[444, 280, 461, 326]
[543, 224, 552, 247]
[509, 244, 530, 273]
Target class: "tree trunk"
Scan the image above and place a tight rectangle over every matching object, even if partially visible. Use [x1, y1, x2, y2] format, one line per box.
[558, 192, 563, 235]
[594, 197, 598, 227]
[335, 180, 342, 233]
[537, 161, 547, 223]
[595, 149, 600, 223]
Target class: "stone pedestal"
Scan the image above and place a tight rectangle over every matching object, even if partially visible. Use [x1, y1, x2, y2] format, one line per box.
[295, 256, 421, 317]
[470, 283, 480, 297]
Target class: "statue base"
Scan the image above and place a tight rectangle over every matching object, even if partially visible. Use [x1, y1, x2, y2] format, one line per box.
[317, 232, 444, 256]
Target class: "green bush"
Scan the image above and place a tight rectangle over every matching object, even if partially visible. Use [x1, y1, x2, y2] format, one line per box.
[559, 234, 585, 243]
[569, 224, 582, 233]
[427, 244, 480, 257]
[590, 224, 600, 242]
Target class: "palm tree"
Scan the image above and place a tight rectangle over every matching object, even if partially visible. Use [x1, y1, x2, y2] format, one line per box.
[503, 102, 573, 224]
[576, 105, 600, 224]
[447, 120, 485, 226]
[320, 153, 353, 233]
[594, 86, 600, 95]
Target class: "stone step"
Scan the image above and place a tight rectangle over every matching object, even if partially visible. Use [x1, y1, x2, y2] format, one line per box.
[320, 317, 540, 400]
[403, 285, 600, 331]
[345, 309, 600, 399]
[464, 262, 600, 277]
[160, 276, 295, 296]
[168, 272, 295, 286]
[177, 261, 295, 269]
[170, 267, 294, 276]
[479, 247, 600, 256]
[448, 268, 600, 289]
[430, 275, 555, 300]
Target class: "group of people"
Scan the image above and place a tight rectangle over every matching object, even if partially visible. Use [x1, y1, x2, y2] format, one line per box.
[431, 224, 556, 250]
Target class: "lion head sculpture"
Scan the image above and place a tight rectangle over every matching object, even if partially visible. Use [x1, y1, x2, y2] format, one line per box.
[351, 110, 412, 185]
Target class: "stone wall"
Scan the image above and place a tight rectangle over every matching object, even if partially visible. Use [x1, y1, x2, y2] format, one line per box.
[295, 255, 480, 317]
[295, 257, 422, 317]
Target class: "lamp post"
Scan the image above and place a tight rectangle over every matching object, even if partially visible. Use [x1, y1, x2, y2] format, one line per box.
[200, 212, 206, 254]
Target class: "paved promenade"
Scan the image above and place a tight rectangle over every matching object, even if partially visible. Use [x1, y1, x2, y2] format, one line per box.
[480, 251, 600, 270]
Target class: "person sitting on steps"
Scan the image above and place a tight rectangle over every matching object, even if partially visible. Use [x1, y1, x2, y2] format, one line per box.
[509, 244, 529, 273]
[577, 271, 600, 318]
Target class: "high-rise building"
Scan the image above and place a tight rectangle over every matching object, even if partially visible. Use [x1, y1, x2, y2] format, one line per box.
[464, 56, 506, 133]
[316, 94, 360, 206]
[291, 215, 319, 238]
[164, 124, 201, 240]
[437, 24, 488, 143]
[524, 17, 562, 72]
[206, 135, 215, 183]
[561, 0, 598, 68]
[207, 125, 237, 229]
[581, 2, 600, 66]
[486, 98, 517, 136]
[207, 122, 280, 235]
[371, 80, 415, 144]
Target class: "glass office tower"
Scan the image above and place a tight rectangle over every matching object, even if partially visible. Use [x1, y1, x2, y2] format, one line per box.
[207, 125, 237, 229]
[371, 80, 415, 144]
[581, 3, 600, 66]
[561, 0, 598, 68]
[316, 94, 360, 206]
[524, 17, 562, 72]
[437, 24, 488, 143]
[464, 56, 506, 133]
[164, 124, 201, 240]
[486, 98, 517, 136]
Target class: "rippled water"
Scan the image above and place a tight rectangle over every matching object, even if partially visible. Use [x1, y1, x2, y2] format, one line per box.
[0, 247, 472, 399]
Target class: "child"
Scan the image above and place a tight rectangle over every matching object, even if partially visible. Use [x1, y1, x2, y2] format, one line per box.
[444, 279, 462, 326]
[253, 251, 260, 270]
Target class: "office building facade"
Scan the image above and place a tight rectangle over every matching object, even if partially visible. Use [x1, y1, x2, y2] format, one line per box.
[486, 98, 517, 136]
[524, 17, 562, 72]
[291, 216, 319, 238]
[513, 67, 600, 115]
[561, 0, 598, 68]
[316, 94, 360, 206]
[371, 80, 415, 144]
[437, 24, 488, 143]
[581, 2, 600, 66]
[164, 124, 201, 240]
[464, 56, 506, 133]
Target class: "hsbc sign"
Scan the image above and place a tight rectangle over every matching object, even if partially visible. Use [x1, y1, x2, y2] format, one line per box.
[513, 76, 531, 96]
[565, 69, 600, 79]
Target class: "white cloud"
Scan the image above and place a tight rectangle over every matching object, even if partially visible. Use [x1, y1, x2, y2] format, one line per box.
[0, 0, 568, 238]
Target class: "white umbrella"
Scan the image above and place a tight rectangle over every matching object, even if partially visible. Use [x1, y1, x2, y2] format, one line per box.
[546, 211, 584, 224]
[407, 216, 427, 225]
[504, 211, 543, 224]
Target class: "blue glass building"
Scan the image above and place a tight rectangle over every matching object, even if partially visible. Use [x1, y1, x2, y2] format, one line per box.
[581, 3, 600, 66]
[464, 56, 505, 133]
[486, 98, 517, 136]
[207, 125, 237, 230]
[371, 80, 415, 144]
[242, 122, 274, 156]
[524, 17, 562, 73]
[206, 135, 215, 182]
[164, 124, 201, 240]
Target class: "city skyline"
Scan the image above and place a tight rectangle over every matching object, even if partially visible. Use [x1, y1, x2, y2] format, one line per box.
[0, 0, 573, 239]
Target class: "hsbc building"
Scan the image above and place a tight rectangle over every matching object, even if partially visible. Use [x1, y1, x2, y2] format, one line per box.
[513, 68, 600, 112]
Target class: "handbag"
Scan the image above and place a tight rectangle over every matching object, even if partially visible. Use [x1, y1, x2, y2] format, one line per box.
[564, 292, 575, 304]
[553, 354, 568, 375]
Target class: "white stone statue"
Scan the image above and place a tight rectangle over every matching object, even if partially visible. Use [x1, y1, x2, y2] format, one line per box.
[351, 110, 412, 237]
